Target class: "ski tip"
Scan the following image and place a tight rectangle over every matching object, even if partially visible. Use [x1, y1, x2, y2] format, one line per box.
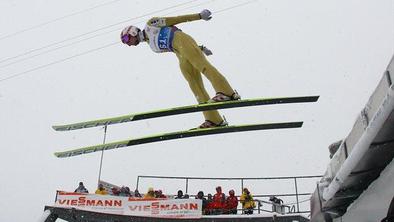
[300, 95, 319, 102]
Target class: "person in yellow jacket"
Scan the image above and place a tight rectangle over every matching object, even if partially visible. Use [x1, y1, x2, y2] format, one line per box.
[95, 184, 108, 195]
[143, 187, 155, 199]
[240, 188, 255, 214]
[120, 9, 240, 128]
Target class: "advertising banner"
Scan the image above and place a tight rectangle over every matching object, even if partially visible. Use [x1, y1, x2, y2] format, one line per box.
[126, 198, 201, 218]
[54, 192, 202, 218]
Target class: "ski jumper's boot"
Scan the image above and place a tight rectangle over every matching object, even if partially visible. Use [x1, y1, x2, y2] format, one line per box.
[209, 91, 241, 103]
[198, 119, 228, 129]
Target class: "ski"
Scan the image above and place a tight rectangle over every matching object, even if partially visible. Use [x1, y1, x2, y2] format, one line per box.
[54, 121, 303, 158]
[52, 96, 318, 131]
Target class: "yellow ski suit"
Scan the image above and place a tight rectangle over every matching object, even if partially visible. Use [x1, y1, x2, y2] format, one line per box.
[143, 14, 235, 124]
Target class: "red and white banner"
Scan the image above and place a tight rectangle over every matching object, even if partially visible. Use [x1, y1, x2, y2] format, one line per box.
[54, 192, 202, 218]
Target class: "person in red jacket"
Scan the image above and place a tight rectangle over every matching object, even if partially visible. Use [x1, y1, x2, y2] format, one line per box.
[212, 186, 226, 214]
[205, 193, 214, 215]
[225, 189, 238, 214]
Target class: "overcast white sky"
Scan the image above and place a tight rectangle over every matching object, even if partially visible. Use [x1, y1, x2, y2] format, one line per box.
[0, 0, 393, 221]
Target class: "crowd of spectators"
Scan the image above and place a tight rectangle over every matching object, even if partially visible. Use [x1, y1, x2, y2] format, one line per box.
[196, 186, 256, 215]
[193, 186, 241, 215]
[74, 182, 258, 215]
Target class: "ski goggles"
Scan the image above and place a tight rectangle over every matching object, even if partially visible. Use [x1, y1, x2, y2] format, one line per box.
[121, 34, 131, 44]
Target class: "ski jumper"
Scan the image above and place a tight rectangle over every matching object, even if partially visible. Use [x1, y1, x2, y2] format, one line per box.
[144, 14, 235, 124]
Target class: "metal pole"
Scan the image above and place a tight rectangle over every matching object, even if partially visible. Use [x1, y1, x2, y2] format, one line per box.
[294, 178, 300, 213]
[136, 176, 140, 191]
[55, 190, 59, 202]
[241, 179, 244, 214]
[185, 178, 189, 194]
[97, 125, 108, 186]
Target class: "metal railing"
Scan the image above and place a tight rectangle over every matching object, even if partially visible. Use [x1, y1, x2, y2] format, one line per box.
[135, 175, 322, 214]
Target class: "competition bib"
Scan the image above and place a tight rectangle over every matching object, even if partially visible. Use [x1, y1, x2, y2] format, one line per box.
[145, 24, 179, 53]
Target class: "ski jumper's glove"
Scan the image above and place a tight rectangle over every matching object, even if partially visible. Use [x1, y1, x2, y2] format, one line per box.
[199, 45, 213, 56]
[200, 9, 212, 21]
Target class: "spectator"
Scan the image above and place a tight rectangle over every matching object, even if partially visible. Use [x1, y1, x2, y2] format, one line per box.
[95, 184, 108, 195]
[144, 187, 155, 199]
[74, 182, 89, 193]
[156, 190, 167, 198]
[111, 187, 120, 196]
[196, 191, 204, 199]
[240, 188, 255, 214]
[183, 194, 190, 199]
[225, 189, 238, 214]
[175, 190, 184, 199]
[195, 191, 208, 214]
[134, 189, 142, 198]
[205, 193, 214, 215]
[119, 186, 131, 197]
[212, 186, 226, 214]
[154, 190, 160, 198]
